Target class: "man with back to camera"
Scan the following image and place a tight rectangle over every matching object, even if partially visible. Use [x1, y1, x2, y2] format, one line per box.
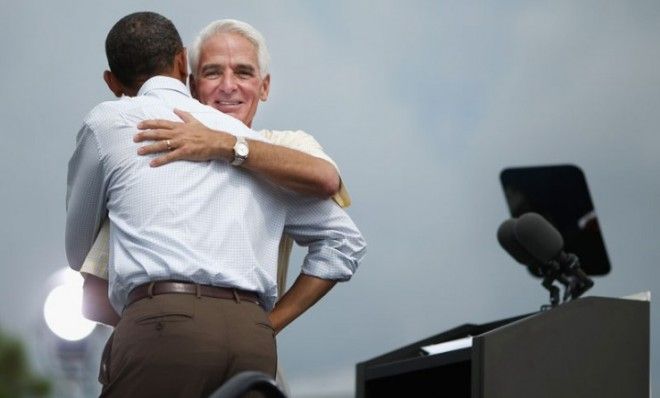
[66, 12, 365, 397]
[80, 19, 354, 336]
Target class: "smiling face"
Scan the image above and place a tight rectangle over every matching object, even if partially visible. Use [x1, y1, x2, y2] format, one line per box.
[190, 32, 270, 127]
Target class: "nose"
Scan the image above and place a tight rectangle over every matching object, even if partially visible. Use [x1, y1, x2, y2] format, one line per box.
[219, 72, 237, 94]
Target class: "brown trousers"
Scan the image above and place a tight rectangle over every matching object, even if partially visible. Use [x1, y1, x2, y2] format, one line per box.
[99, 293, 277, 398]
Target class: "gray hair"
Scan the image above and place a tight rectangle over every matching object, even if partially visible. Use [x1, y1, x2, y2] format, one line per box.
[189, 19, 270, 78]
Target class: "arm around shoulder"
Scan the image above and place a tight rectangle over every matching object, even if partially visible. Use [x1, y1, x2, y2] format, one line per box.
[135, 111, 342, 198]
[243, 138, 341, 198]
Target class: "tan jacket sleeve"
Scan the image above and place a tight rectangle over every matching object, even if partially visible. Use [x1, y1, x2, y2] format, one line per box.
[260, 129, 351, 207]
[79, 219, 110, 280]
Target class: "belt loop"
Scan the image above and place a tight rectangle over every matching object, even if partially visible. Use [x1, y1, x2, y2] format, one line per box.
[232, 289, 241, 304]
[195, 284, 201, 299]
[147, 281, 156, 298]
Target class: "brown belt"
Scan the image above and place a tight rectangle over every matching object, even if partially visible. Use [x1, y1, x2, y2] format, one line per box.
[126, 281, 261, 308]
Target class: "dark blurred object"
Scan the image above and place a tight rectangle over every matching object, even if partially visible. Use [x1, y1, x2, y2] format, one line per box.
[497, 218, 544, 277]
[498, 213, 594, 309]
[0, 326, 51, 397]
[500, 164, 610, 276]
[207, 371, 286, 398]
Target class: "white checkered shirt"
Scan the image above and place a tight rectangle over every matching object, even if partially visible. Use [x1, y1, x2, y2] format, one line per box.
[66, 76, 366, 312]
[79, 129, 352, 299]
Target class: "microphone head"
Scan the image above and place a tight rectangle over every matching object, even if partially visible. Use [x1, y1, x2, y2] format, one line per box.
[514, 212, 564, 263]
[497, 218, 538, 266]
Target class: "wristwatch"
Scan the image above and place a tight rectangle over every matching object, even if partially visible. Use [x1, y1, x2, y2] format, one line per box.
[231, 136, 249, 166]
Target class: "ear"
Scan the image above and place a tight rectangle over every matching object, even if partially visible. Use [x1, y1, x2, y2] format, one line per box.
[103, 70, 124, 97]
[259, 74, 270, 102]
[174, 49, 188, 83]
[189, 73, 198, 99]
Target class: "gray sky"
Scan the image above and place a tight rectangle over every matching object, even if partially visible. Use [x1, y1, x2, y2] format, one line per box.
[1, 1, 659, 396]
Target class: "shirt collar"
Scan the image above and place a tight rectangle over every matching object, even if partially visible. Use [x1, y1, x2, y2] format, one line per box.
[137, 76, 191, 98]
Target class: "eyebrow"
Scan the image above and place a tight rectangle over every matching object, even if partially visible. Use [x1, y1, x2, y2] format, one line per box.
[235, 64, 256, 73]
[200, 63, 256, 74]
[200, 64, 221, 73]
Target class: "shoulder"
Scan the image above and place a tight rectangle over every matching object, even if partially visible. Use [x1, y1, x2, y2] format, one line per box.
[259, 128, 342, 176]
[83, 97, 147, 131]
[76, 102, 117, 146]
[258, 129, 321, 148]
[258, 129, 350, 207]
[83, 101, 118, 128]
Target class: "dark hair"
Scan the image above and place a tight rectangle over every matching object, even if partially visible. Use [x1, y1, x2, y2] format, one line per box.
[105, 12, 183, 89]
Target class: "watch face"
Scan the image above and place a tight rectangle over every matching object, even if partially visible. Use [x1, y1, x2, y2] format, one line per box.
[236, 143, 249, 157]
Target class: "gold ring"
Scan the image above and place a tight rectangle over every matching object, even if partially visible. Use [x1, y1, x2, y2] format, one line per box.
[166, 140, 172, 151]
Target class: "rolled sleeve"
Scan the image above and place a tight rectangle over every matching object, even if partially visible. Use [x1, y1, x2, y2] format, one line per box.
[302, 244, 361, 281]
[283, 196, 366, 282]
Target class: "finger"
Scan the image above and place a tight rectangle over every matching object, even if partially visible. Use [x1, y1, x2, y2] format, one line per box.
[173, 108, 197, 123]
[133, 130, 173, 143]
[149, 148, 183, 167]
[137, 140, 173, 155]
[137, 119, 180, 130]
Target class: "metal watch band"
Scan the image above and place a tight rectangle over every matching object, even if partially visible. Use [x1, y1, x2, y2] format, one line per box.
[231, 136, 249, 166]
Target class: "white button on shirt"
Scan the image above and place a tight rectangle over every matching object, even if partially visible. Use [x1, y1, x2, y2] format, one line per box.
[66, 76, 366, 313]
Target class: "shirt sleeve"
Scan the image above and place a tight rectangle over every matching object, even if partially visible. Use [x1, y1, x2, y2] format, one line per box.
[282, 194, 366, 281]
[65, 123, 108, 271]
[260, 129, 352, 208]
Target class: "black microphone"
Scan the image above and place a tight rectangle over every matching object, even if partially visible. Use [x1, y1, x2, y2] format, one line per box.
[514, 212, 594, 299]
[498, 214, 566, 307]
[513, 212, 564, 263]
[496, 218, 544, 277]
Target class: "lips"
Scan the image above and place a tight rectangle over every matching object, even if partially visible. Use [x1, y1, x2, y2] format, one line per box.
[213, 99, 243, 115]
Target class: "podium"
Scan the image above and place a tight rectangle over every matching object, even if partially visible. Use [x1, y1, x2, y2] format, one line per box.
[356, 297, 649, 398]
